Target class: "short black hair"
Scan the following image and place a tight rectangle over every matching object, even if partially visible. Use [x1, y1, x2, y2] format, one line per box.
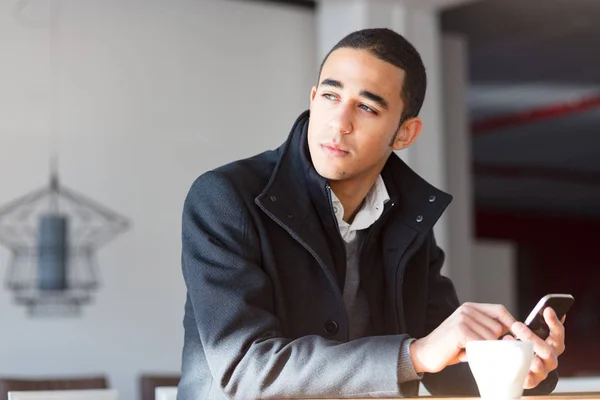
[318, 28, 427, 124]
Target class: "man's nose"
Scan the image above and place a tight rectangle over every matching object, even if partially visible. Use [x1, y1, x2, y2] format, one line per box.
[329, 104, 353, 135]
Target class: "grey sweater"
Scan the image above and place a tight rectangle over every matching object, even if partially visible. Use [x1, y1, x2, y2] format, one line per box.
[341, 228, 422, 384]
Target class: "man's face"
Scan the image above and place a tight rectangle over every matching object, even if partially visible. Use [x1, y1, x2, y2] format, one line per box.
[308, 48, 406, 183]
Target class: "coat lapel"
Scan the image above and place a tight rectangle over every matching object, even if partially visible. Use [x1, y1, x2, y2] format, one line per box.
[255, 111, 340, 285]
[379, 154, 453, 334]
[382, 220, 418, 333]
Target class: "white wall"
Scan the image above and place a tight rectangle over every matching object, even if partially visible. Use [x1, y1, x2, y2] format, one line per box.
[473, 240, 518, 315]
[0, 1, 315, 399]
[442, 34, 474, 302]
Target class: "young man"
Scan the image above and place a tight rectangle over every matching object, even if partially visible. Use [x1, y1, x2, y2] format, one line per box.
[178, 29, 566, 399]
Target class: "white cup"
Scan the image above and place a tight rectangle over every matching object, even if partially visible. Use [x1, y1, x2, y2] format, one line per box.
[466, 340, 534, 400]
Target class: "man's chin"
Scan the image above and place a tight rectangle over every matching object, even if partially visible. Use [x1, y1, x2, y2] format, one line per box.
[314, 166, 348, 182]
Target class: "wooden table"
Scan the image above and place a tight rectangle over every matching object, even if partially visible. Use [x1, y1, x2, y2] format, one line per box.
[302, 393, 600, 400]
[532, 394, 600, 399]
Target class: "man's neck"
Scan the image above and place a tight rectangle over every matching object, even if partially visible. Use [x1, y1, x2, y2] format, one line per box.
[329, 176, 378, 223]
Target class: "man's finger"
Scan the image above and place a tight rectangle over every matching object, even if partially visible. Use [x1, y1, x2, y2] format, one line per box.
[545, 308, 565, 339]
[461, 305, 508, 338]
[524, 373, 538, 390]
[530, 356, 546, 376]
[545, 335, 565, 358]
[466, 303, 517, 332]
[511, 322, 554, 360]
[544, 308, 566, 355]
[458, 312, 498, 343]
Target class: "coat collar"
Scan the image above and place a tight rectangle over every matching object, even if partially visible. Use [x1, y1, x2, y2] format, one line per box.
[255, 110, 453, 236]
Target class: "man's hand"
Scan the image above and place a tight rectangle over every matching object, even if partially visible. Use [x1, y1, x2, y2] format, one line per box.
[410, 303, 516, 374]
[504, 307, 566, 389]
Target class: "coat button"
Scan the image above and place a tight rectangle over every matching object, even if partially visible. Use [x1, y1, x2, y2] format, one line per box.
[416, 215, 423, 223]
[429, 195, 436, 203]
[270, 195, 277, 202]
[324, 320, 339, 335]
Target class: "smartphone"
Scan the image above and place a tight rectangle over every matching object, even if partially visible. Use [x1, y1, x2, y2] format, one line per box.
[524, 293, 574, 340]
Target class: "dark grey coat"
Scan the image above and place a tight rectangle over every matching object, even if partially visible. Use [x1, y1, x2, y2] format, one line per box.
[178, 111, 557, 399]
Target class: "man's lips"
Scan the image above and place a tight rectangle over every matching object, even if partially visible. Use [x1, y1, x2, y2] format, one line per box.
[321, 144, 349, 156]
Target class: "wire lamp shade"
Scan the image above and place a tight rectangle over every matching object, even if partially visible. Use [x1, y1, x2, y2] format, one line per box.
[0, 172, 129, 316]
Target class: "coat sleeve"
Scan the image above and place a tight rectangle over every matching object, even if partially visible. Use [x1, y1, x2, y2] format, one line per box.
[181, 171, 413, 399]
[420, 235, 558, 396]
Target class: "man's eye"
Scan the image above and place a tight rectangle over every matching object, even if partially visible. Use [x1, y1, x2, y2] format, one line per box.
[323, 93, 337, 101]
[359, 104, 377, 114]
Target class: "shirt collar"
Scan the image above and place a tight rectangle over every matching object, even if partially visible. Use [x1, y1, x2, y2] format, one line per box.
[330, 175, 390, 242]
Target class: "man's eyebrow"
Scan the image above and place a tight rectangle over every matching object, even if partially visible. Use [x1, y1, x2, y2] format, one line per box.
[359, 90, 389, 110]
[319, 78, 389, 110]
[320, 78, 343, 88]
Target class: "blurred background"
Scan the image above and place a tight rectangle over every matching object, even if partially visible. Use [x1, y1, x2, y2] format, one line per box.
[0, 0, 598, 399]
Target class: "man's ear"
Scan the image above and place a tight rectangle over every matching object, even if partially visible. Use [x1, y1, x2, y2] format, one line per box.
[391, 117, 423, 151]
[309, 86, 317, 110]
